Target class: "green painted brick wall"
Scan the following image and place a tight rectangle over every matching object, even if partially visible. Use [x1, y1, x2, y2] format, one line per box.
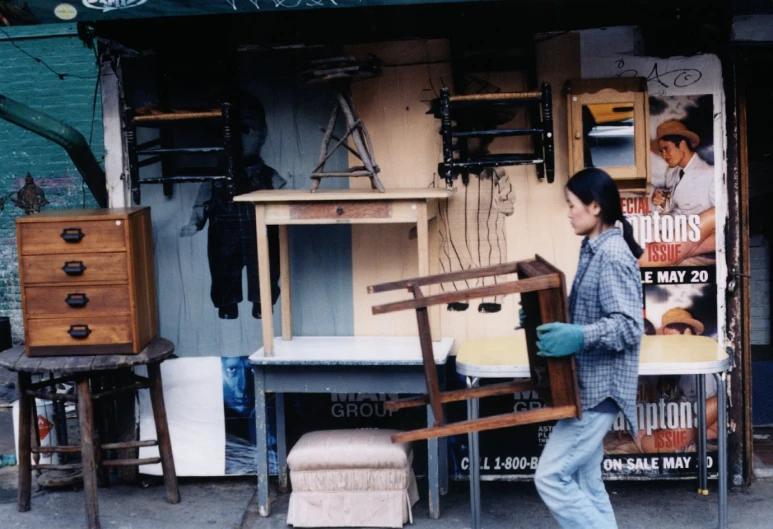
[0, 23, 104, 344]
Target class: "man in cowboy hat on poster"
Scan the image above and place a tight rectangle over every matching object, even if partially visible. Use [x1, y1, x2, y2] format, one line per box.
[651, 119, 715, 216]
[657, 307, 705, 335]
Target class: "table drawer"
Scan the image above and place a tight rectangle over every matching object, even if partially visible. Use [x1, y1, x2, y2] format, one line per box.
[18, 219, 127, 255]
[26, 316, 132, 350]
[24, 285, 131, 318]
[21, 253, 128, 284]
[290, 201, 391, 220]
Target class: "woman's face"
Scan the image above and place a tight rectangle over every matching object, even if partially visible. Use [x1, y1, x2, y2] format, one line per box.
[566, 189, 601, 237]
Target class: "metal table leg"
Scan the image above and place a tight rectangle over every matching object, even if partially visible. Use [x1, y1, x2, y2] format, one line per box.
[697, 374, 708, 495]
[427, 405, 440, 519]
[714, 372, 727, 529]
[466, 376, 481, 529]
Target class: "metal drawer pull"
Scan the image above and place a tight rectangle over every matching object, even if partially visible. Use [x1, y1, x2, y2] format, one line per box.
[65, 293, 89, 308]
[60, 228, 85, 243]
[67, 324, 91, 339]
[336, 207, 344, 215]
[62, 261, 87, 276]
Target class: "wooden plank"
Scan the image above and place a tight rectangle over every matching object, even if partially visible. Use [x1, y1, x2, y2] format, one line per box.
[129, 207, 159, 353]
[27, 343, 134, 358]
[25, 391, 76, 402]
[448, 91, 542, 102]
[233, 188, 453, 203]
[368, 261, 521, 293]
[20, 252, 128, 284]
[7, 338, 173, 374]
[102, 440, 157, 450]
[416, 201, 439, 340]
[92, 381, 150, 400]
[279, 225, 292, 341]
[17, 373, 32, 512]
[32, 463, 83, 470]
[32, 445, 81, 454]
[738, 62, 754, 483]
[539, 287, 579, 411]
[411, 285, 444, 427]
[147, 363, 181, 504]
[290, 201, 391, 220]
[87, 337, 175, 372]
[76, 377, 100, 529]
[0, 346, 25, 370]
[384, 380, 535, 410]
[15, 209, 145, 222]
[24, 285, 131, 318]
[255, 205, 275, 356]
[372, 275, 561, 314]
[13, 354, 47, 373]
[391, 405, 578, 443]
[61, 355, 96, 374]
[102, 458, 161, 467]
[26, 316, 133, 348]
[17, 219, 127, 255]
[28, 375, 75, 390]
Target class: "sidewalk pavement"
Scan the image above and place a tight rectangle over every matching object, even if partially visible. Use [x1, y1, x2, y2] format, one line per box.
[2, 391, 772, 529]
[2, 461, 773, 529]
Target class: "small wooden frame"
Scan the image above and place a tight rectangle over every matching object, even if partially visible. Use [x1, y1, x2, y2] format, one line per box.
[369, 255, 581, 443]
[565, 77, 651, 193]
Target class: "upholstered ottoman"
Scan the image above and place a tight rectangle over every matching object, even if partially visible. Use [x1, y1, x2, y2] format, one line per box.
[286, 429, 419, 528]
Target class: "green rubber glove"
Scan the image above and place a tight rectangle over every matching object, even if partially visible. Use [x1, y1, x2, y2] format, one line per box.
[536, 322, 584, 357]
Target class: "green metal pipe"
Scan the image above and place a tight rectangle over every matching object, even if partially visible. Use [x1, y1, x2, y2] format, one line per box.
[0, 93, 107, 207]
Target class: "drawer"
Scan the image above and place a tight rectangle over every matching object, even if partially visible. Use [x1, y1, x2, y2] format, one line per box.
[24, 285, 131, 317]
[18, 219, 127, 255]
[289, 201, 391, 220]
[21, 252, 128, 284]
[26, 316, 132, 354]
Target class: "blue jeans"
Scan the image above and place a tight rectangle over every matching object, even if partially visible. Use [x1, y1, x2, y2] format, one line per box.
[535, 398, 618, 529]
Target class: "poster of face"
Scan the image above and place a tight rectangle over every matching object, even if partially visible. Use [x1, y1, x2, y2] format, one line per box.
[221, 356, 278, 475]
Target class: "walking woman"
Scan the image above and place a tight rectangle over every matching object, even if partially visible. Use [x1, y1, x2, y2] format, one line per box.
[533, 168, 644, 528]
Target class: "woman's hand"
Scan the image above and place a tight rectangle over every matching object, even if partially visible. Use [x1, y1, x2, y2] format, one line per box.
[536, 322, 584, 357]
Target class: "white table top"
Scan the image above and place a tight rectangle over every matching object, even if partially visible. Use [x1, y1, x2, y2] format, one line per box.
[249, 336, 454, 366]
[233, 188, 454, 203]
[456, 334, 731, 378]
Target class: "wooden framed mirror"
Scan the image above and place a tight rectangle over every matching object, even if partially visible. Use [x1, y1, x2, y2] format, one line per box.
[566, 77, 650, 192]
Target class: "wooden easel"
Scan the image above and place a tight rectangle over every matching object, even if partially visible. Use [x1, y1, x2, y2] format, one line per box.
[369, 256, 581, 443]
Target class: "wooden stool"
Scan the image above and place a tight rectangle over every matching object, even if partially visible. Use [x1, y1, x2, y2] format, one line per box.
[0, 337, 180, 529]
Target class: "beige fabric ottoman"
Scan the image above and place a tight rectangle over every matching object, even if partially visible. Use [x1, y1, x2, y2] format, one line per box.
[286, 429, 419, 528]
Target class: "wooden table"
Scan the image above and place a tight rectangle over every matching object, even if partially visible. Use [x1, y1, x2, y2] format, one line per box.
[455, 334, 731, 529]
[249, 336, 453, 519]
[0, 337, 179, 529]
[232, 188, 453, 354]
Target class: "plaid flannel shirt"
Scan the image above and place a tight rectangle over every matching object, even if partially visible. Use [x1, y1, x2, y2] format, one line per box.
[568, 228, 644, 436]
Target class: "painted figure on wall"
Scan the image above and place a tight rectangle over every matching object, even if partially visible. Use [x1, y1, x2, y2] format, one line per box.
[180, 91, 286, 319]
[438, 77, 515, 313]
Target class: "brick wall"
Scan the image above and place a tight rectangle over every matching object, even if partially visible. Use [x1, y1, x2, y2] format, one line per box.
[0, 23, 104, 344]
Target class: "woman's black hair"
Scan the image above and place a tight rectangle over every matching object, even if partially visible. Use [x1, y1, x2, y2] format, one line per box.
[565, 167, 644, 259]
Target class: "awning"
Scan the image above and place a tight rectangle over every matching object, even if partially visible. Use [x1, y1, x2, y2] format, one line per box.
[7, 0, 503, 25]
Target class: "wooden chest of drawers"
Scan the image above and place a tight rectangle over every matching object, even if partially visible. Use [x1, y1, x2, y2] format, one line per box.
[16, 207, 158, 356]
